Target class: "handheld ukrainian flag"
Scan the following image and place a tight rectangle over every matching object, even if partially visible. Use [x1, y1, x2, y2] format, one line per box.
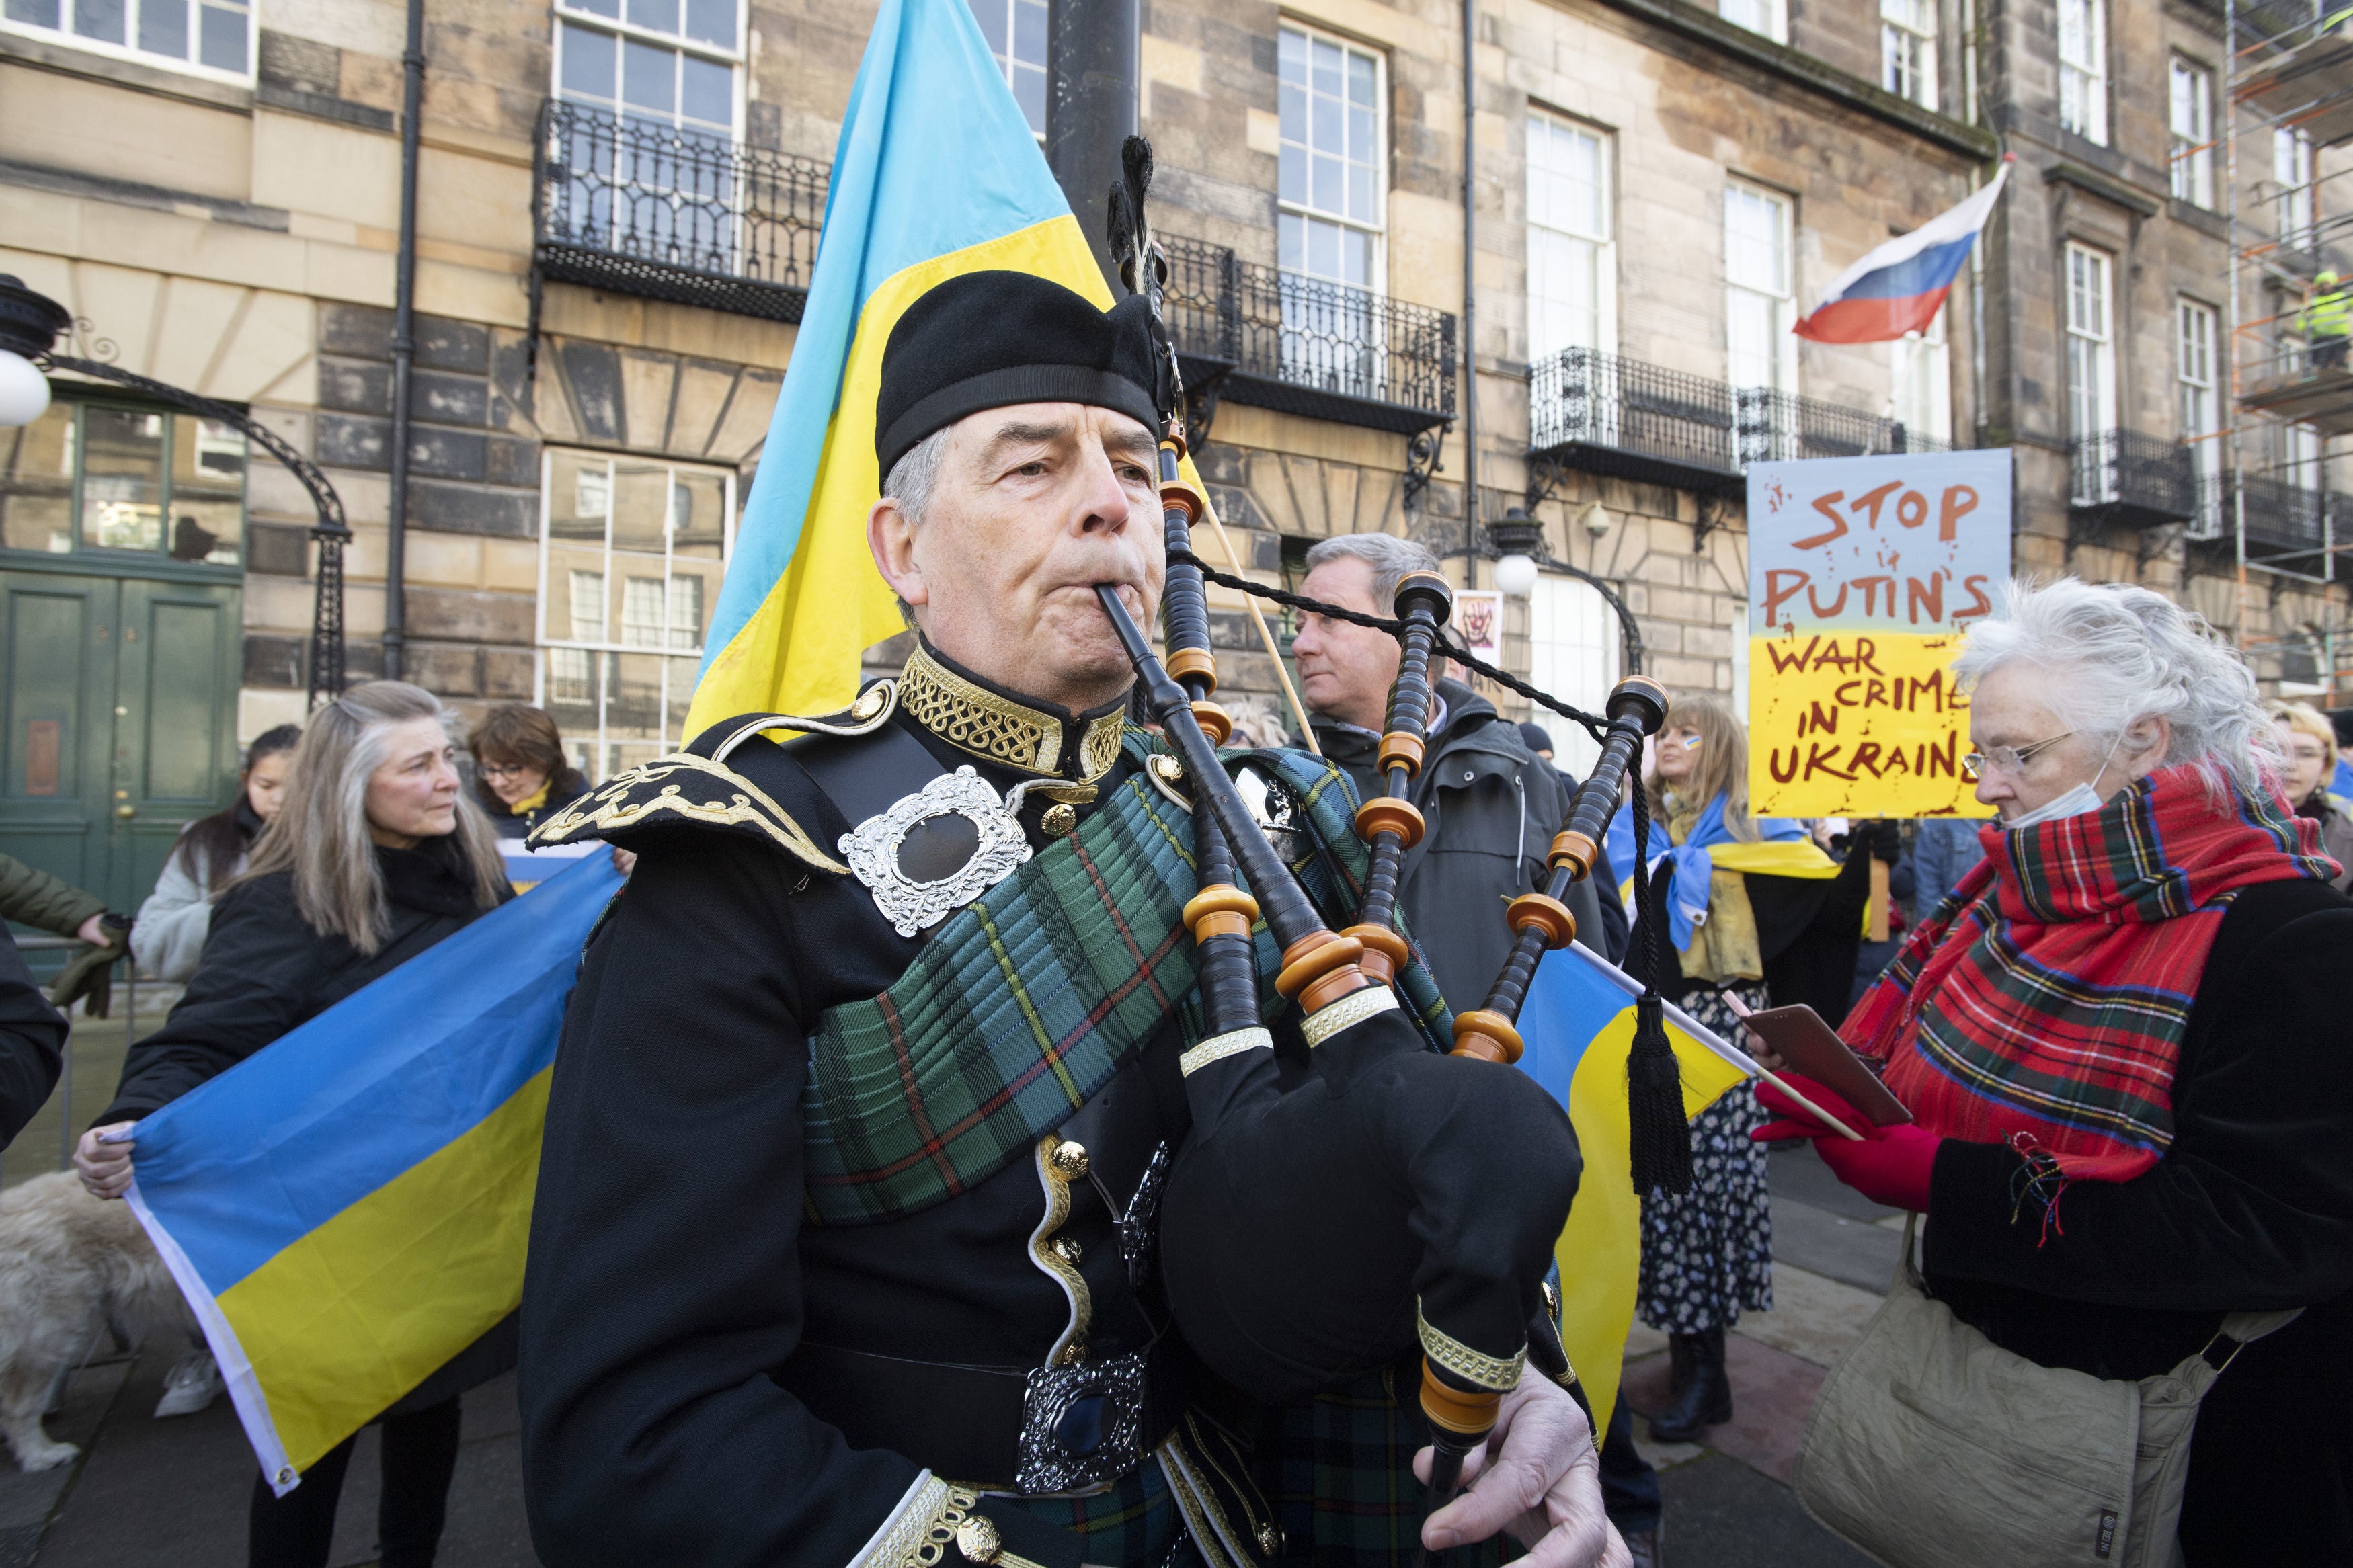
[120, 853, 625, 1491]
[687, 0, 1111, 733]
[1513, 943, 1756, 1432]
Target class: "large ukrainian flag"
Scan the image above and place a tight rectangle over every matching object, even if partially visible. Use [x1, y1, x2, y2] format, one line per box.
[1513, 944, 1755, 1431]
[121, 854, 625, 1491]
[686, 0, 1111, 732]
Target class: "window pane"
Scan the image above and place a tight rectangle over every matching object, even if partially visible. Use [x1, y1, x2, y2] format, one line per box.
[0, 403, 75, 555]
[1279, 144, 1306, 205]
[168, 416, 243, 565]
[969, 0, 1006, 57]
[73, 0, 124, 44]
[565, 0, 620, 18]
[1312, 38, 1341, 98]
[198, 3, 243, 70]
[1312, 152, 1342, 213]
[666, 575, 704, 650]
[627, 0, 677, 33]
[1347, 52, 1375, 107]
[5, 0, 63, 28]
[684, 0, 731, 47]
[561, 24, 617, 104]
[1279, 212, 1304, 272]
[1312, 93, 1341, 157]
[1012, 0, 1045, 67]
[682, 54, 731, 131]
[621, 575, 666, 646]
[672, 471, 727, 559]
[1280, 83, 1306, 145]
[140, 0, 188, 57]
[81, 408, 164, 552]
[611, 463, 670, 553]
[665, 656, 701, 744]
[1347, 163, 1373, 224]
[623, 39, 676, 115]
[1308, 218, 1339, 280]
[1279, 27, 1304, 84]
[568, 567, 607, 639]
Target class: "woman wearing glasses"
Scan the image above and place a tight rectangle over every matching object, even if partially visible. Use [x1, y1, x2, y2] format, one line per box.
[1757, 579, 2353, 1561]
[2268, 700, 2353, 894]
[1620, 691, 1878, 1444]
[467, 706, 592, 840]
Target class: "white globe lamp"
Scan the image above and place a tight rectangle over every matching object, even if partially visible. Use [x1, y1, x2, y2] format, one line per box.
[0, 352, 50, 428]
[0, 276, 68, 429]
[1488, 510, 1547, 600]
[1493, 549, 1540, 598]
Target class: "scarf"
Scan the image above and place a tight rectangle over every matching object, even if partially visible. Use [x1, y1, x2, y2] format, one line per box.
[1843, 764, 2334, 1181]
[1603, 794, 1838, 952]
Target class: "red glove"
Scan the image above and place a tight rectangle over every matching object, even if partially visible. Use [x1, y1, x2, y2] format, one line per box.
[1751, 1072, 1942, 1212]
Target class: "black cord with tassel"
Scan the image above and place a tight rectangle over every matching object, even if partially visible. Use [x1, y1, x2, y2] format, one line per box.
[1624, 770, 1693, 1197]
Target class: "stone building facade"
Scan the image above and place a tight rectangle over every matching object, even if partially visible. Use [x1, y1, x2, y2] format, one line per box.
[5, 0, 2342, 901]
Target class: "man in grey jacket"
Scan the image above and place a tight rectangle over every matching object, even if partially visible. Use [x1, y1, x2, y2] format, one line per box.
[1293, 534, 1627, 1005]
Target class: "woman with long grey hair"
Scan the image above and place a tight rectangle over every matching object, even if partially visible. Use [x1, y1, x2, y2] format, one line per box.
[1755, 579, 2353, 1560]
[72, 681, 512, 1568]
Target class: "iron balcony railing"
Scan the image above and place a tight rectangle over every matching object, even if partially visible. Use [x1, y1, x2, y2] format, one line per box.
[2067, 429, 2198, 522]
[1161, 235, 1455, 430]
[534, 99, 828, 323]
[2240, 470, 2331, 556]
[1526, 347, 1947, 490]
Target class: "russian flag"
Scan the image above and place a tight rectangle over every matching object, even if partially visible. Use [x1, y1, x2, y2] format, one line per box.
[1794, 158, 2011, 343]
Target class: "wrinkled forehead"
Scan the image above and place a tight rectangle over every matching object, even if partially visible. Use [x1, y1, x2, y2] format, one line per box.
[945, 401, 1160, 470]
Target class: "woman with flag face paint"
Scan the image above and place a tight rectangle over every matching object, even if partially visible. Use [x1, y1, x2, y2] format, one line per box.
[1760, 579, 2353, 1561]
[1610, 693, 1874, 1444]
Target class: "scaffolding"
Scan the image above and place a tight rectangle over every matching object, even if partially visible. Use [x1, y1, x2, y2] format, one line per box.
[2222, 0, 2353, 588]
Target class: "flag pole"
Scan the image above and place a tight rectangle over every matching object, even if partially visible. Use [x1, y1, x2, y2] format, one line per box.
[1198, 495, 1321, 755]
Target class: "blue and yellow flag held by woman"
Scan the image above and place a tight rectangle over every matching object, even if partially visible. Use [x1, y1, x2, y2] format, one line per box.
[686, 0, 1115, 732]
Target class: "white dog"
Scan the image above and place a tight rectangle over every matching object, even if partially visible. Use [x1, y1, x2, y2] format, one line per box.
[0, 1171, 220, 1471]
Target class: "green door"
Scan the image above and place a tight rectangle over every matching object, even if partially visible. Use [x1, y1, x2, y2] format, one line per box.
[0, 570, 241, 927]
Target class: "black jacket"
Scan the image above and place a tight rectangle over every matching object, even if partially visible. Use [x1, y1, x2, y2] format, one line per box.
[1631, 846, 1872, 1016]
[1923, 878, 2353, 1560]
[101, 835, 509, 1124]
[0, 929, 65, 1148]
[1315, 679, 1630, 1007]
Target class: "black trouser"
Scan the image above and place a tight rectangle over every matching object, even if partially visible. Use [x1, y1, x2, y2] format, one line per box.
[2314, 337, 2348, 371]
[248, 1397, 463, 1568]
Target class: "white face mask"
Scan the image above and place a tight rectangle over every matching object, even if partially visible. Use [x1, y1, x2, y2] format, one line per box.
[2001, 731, 2131, 830]
[2002, 782, 2104, 830]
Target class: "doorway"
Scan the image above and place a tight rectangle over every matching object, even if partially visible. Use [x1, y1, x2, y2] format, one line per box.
[0, 569, 243, 921]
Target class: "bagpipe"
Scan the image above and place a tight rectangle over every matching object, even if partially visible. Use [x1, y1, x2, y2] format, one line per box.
[1099, 140, 1682, 1533]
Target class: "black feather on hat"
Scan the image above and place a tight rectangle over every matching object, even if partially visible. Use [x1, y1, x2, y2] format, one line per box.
[874, 272, 1164, 478]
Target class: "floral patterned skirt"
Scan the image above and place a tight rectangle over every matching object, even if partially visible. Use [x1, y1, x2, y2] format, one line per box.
[1636, 981, 1774, 1335]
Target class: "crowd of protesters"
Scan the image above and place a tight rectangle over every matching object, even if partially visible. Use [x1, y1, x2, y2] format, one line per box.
[0, 564, 2342, 1566]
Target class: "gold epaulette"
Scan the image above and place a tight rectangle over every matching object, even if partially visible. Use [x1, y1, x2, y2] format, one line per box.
[526, 753, 848, 874]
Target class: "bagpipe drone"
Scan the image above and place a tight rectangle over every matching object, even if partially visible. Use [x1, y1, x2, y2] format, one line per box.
[1099, 138, 1677, 1534]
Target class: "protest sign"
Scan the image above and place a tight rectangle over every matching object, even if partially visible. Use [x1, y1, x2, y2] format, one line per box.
[1746, 449, 2011, 817]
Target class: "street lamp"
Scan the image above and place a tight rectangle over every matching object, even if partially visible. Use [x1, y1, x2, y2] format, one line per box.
[1486, 509, 1546, 599]
[0, 276, 70, 427]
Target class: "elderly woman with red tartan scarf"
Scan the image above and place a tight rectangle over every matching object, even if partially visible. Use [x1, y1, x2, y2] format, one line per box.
[1753, 578, 2353, 1562]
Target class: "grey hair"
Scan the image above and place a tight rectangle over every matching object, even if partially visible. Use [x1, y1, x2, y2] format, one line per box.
[881, 427, 954, 626]
[1950, 577, 2282, 802]
[882, 425, 954, 530]
[237, 681, 507, 954]
[1304, 532, 1443, 616]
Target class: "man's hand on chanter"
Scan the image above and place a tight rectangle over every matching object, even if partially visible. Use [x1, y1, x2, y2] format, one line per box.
[1414, 1374, 1629, 1568]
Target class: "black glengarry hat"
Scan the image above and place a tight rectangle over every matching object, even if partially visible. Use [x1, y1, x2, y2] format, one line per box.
[874, 271, 1164, 478]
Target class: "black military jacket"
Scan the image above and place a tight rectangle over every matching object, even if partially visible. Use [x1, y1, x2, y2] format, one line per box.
[518, 647, 1198, 1568]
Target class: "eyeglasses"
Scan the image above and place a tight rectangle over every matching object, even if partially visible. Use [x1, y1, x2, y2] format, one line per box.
[1960, 732, 2073, 780]
[476, 761, 539, 781]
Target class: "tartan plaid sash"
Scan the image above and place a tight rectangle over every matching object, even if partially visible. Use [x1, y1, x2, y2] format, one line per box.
[1844, 764, 2333, 1180]
[800, 735, 1451, 1226]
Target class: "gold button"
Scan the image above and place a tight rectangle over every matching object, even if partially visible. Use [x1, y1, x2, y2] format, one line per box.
[1150, 753, 1184, 783]
[851, 684, 888, 720]
[1049, 1140, 1089, 1180]
[954, 1515, 1002, 1565]
[1041, 802, 1078, 836]
[1052, 1234, 1084, 1265]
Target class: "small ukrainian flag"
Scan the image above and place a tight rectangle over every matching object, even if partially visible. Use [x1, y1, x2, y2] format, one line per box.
[1513, 944, 1755, 1432]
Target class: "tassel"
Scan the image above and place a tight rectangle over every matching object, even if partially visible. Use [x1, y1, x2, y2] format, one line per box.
[1628, 994, 1691, 1196]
